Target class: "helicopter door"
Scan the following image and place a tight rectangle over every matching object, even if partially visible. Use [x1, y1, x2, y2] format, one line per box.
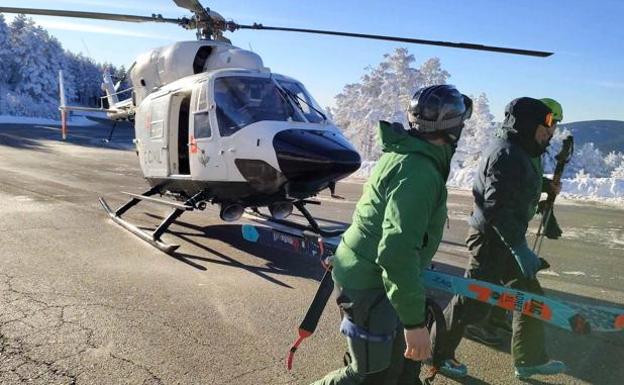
[143, 95, 170, 177]
[168, 92, 191, 175]
[189, 83, 227, 180]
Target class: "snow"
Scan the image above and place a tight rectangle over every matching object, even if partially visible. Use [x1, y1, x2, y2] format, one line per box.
[561, 271, 587, 277]
[0, 14, 128, 119]
[561, 174, 624, 200]
[349, 158, 624, 204]
[334, 49, 624, 205]
[1, 15, 622, 206]
[0, 114, 98, 126]
[537, 270, 561, 277]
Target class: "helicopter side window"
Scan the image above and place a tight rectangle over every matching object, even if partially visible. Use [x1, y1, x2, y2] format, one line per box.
[194, 111, 211, 138]
[194, 85, 211, 138]
[197, 85, 208, 111]
[150, 98, 166, 138]
[214, 76, 303, 136]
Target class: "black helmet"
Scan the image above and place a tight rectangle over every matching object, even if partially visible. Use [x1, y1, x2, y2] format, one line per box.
[408, 84, 473, 143]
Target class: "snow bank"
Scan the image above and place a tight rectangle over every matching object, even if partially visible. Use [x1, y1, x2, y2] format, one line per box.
[561, 174, 624, 200]
[349, 160, 624, 204]
[351, 161, 377, 179]
[0, 114, 99, 127]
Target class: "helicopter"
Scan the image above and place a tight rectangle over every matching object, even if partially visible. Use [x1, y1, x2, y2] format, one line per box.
[0, 1, 552, 254]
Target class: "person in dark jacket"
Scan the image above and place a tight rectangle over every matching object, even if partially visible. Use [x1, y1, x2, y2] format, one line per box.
[310, 85, 472, 385]
[433, 97, 566, 380]
[464, 98, 564, 346]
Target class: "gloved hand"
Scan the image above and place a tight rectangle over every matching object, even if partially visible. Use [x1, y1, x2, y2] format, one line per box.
[537, 200, 563, 239]
[510, 241, 541, 279]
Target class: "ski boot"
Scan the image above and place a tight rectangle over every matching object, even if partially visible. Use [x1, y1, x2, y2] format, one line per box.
[515, 360, 567, 379]
[439, 358, 468, 378]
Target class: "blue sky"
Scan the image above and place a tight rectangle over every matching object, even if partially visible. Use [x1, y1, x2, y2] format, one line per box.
[2, 0, 623, 122]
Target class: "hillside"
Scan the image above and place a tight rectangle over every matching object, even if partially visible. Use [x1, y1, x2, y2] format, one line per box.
[560, 120, 624, 153]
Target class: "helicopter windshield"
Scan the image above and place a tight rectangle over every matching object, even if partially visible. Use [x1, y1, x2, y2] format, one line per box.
[214, 76, 304, 136]
[276, 80, 326, 123]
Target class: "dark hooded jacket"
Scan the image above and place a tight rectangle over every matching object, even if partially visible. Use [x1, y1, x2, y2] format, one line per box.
[468, 97, 551, 246]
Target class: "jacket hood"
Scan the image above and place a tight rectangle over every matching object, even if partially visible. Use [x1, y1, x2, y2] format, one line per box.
[378, 120, 454, 178]
[498, 97, 551, 156]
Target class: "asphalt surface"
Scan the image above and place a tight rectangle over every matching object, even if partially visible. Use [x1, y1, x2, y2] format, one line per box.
[0, 121, 622, 385]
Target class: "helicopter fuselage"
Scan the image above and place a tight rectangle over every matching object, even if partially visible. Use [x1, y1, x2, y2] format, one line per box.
[133, 67, 361, 208]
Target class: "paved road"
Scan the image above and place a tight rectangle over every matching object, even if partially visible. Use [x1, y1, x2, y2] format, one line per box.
[0, 122, 622, 384]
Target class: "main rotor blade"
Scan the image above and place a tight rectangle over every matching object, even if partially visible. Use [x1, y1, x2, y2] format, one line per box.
[233, 23, 553, 57]
[0, 7, 182, 25]
[172, 0, 210, 20]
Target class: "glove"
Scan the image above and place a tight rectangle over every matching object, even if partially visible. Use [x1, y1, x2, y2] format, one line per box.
[510, 241, 541, 279]
[537, 200, 563, 239]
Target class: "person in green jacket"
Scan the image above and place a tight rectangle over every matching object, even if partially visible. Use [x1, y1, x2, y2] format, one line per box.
[310, 85, 473, 385]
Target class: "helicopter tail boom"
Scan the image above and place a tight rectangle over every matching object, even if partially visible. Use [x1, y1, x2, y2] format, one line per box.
[57, 69, 134, 126]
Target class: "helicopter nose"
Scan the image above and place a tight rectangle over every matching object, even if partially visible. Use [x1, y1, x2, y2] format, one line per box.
[273, 129, 361, 191]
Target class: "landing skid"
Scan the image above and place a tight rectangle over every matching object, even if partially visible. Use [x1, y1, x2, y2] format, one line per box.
[99, 187, 203, 254]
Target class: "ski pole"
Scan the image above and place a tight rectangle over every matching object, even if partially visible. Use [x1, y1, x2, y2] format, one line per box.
[532, 135, 573, 254]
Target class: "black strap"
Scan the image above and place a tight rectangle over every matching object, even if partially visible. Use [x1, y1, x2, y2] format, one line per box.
[287, 268, 334, 370]
[423, 298, 446, 385]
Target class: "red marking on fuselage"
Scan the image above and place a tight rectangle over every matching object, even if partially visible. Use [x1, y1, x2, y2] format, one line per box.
[615, 315, 624, 330]
[189, 136, 198, 154]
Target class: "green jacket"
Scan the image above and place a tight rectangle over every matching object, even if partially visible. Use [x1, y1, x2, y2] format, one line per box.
[332, 121, 454, 326]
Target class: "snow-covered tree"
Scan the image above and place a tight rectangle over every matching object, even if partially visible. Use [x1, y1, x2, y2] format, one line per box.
[332, 48, 452, 160]
[0, 14, 116, 117]
[416, 57, 450, 88]
[612, 163, 624, 178]
[572, 143, 608, 177]
[455, 93, 496, 163]
[6, 15, 71, 116]
[0, 14, 14, 114]
[447, 93, 497, 187]
[0, 14, 13, 84]
[604, 151, 624, 175]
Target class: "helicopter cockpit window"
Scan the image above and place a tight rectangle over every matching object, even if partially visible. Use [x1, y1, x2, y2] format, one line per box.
[276, 80, 326, 123]
[214, 76, 303, 136]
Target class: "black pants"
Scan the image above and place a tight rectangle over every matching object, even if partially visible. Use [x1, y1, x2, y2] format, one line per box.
[310, 286, 422, 385]
[434, 227, 549, 367]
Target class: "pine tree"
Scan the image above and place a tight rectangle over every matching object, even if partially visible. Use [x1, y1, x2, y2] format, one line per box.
[612, 163, 624, 179]
[8, 15, 68, 117]
[448, 93, 496, 187]
[0, 14, 110, 116]
[417, 58, 450, 88]
[0, 14, 12, 84]
[0, 14, 14, 114]
[332, 48, 452, 160]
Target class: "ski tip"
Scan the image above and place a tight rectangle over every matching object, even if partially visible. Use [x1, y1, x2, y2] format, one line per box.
[241, 224, 259, 243]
